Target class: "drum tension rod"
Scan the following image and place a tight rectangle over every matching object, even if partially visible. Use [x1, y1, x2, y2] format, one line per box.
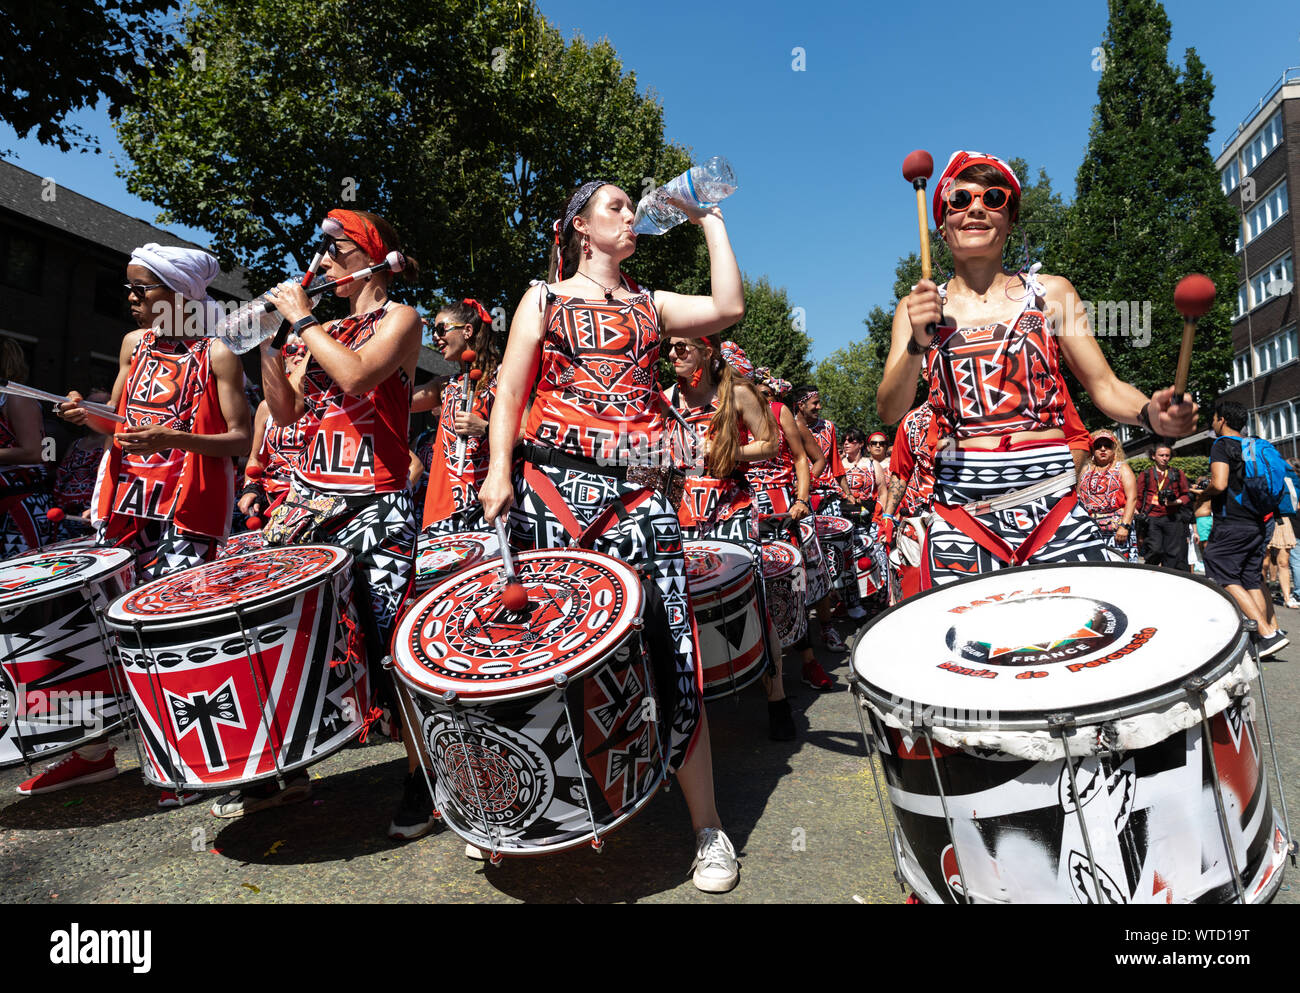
[1048, 713, 1110, 906]
[1241, 619, 1298, 865]
[1183, 676, 1247, 903]
[555, 672, 605, 854]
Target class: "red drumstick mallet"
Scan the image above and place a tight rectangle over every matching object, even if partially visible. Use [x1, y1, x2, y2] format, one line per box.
[1172, 274, 1216, 406]
[455, 348, 477, 475]
[494, 517, 528, 613]
[902, 150, 936, 338]
[243, 465, 264, 529]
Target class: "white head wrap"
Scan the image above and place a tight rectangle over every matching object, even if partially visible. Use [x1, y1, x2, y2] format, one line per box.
[129, 243, 224, 333]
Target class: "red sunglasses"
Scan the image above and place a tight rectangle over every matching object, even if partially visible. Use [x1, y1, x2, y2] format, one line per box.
[946, 187, 1012, 213]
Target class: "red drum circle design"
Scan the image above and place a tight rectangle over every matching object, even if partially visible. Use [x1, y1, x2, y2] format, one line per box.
[684, 546, 725, 585]
[0, 548, 133, 609]
[217, 530, 265, 560]
[412, 530, 498, 595]
[114, 545, 348, 620]
[815, 514, 853, 538]
[761, 540, 800, 580]
[398, 548, 644, 699]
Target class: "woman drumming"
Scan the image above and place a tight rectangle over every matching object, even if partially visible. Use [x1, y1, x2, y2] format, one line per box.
[418, 299, 500, 534]
[0, 338, 54, 556]
[748, 369, 836, 692]
[480, 180, 743, 893]
[240, 208, 426, 835]
[1077, 428, 1138, 562]
[667, 336, 791, 737]
[842, 427, 889, 609]
[878, 150, 1197, 586]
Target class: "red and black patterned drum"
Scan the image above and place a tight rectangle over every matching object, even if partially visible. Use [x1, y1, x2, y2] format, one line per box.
[851, 563, 1288, 904]
[0, 547, 136, 767]
[761, 540, 807, 648]
[798, 519, 832, 604]
[392, 548, 667, 857]
[411, 529, 499, 597]
[106, 545, 368, 791]
[684, 539, 769, 700]
[217, 529, 265, 559]
[814, 515, 856, 596]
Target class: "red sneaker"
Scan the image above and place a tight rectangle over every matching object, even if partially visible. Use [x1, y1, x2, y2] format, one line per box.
[157, 790, 201, 809]
[802, 659, 834, 691]
[17, 748, 119, 796]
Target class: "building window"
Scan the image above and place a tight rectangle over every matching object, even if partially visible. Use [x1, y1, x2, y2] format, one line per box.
[1116, 423, 1135, 444]
[1249, 253, 1294, 310]
[1230, 350, 1252, 387]
[1257, 400, 1297, 442]
[1244, 180, 1288, 244]
[1243, 110, 1284, 173]
[0, 225, 43, 292]
[1255, 325, 1298, 375]
[1236, 283, 1249, 321]
[1221, 159, 1240, 196]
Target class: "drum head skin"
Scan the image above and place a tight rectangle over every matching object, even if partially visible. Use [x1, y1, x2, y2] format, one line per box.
[108, 545, 350, 629]
[414, 531, 499, 589]
[761, 540, 802, 580]
[395, 548, 644, 701]
[684, 539, 753, 591]
[814, 515, 853, 538]
[0, 547, 135, 611]
[853, 563, 1244, 729]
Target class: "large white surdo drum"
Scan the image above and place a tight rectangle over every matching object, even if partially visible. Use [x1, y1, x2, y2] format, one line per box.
[391, 548, 668, 859]
[850, 563, 1288, 904]
[683, 539, 769, 700]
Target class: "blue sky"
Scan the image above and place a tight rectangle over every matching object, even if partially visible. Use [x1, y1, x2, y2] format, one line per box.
[3, 1, 1297, 363]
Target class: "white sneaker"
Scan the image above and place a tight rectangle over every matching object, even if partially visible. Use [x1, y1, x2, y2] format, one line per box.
[692, 828, 739, 893]
[846, 605, 867, 620]
[465, 843, 487, 860]
[1285, 598, 1300, 610]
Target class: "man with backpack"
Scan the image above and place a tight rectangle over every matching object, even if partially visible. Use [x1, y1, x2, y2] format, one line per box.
[1201, 399, 1289, 657]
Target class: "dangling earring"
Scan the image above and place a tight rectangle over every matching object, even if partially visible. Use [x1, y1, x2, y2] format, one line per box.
[583, 237, 593, 260]
[688, 367, 704, 388]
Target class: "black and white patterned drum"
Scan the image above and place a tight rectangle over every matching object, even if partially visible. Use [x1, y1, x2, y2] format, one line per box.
[107, 545, 368, 790]
[411, 529, 499, 597]
[798, 519, 832, 604]
[761, 540, 807, 648]
[392, 548, 667, 858]
[815, 515, 855, 596]
[684, 539, 769, 700]
[0, 547, 136, 767]
[850, 562, 1288, 904]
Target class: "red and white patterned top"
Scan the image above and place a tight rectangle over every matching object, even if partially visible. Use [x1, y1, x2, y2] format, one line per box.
[1077, 462, 1127, 517]
[92, 333, 233, 539]
[421, 371, 498, 527]
[809, 417, 844, 491]
[746, 400, 794, 495]
[843, 458, 878, 505]
[296, 307, 412, 495]
[668, 388, 752, 530]
[926, 280, 1070, 441]
[524, 278, 666, 463]
[891, 402, 937, 517]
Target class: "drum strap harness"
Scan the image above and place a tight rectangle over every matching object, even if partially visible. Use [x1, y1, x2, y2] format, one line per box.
[930, 469, 1078, 567]
[521, 454, 654, 548]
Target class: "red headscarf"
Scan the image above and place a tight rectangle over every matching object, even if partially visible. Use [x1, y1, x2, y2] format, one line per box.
[326, 208, 388, 264]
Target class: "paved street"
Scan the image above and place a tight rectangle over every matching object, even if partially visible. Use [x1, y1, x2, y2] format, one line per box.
[2, 603, 1297, 905]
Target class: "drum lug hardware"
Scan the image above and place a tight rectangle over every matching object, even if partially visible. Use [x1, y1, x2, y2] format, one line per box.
[1046, 713, 1076, 731]
[441, 691, 458, 706]
[489, 852, 504, 866]
[591, 837, 605, 853]
[1182, 676, 1209, 694]
[553, 673, 569, 688]
[381, 655, 394, 670]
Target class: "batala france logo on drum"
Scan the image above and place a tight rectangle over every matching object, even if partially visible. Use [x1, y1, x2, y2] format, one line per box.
[946, 593, 1129, 667]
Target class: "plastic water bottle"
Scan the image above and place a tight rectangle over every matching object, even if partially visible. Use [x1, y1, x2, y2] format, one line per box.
[632, 156, 738, 235]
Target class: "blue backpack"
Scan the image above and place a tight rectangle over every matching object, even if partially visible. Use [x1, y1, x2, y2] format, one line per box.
[1237, 437, 1295, 516]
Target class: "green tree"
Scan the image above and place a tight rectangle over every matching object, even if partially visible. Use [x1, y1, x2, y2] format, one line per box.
[1060, 0, 1236, 426]
[815, 327, 887, 437]
[729, 275, 814, 384]
[115, 0, 706, 320]
[0, 0, 176, 153]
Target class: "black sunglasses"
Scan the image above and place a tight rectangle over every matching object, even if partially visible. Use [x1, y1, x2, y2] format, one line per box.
[326, 239, 360, 261]
[123, 282, 166, 297]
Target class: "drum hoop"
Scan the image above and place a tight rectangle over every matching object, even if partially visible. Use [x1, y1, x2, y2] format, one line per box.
[105, 544, 352, 629]
[0, 547, 136, 612]
[393, 547, 646, 701]
[850, 561, 1249, 735]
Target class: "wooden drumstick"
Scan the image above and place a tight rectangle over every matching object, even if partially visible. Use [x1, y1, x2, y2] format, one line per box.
[902, 150, 935, 283]
[1172, 273, 1216, 405]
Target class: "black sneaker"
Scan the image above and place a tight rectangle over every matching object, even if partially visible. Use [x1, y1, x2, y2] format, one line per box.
[768, 698, 796, 741]
[210, 772, 311, 818]
[388, 770, 438, 840]
[1256, 631, 1290, 658]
